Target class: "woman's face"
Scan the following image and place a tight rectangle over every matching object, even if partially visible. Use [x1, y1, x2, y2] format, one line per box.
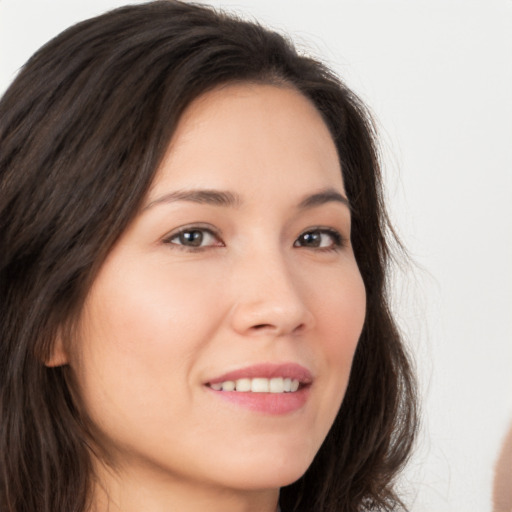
[69, 84, 366, 500]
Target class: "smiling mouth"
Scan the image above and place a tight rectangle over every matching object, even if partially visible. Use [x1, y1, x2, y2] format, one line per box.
[208, 377, 301, 393]
[205, 364, 313, 414]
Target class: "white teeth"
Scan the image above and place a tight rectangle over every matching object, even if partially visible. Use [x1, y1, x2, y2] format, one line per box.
[209, 377, 301, 393]
[235, 378, 251, 392]
[221, 380, 235, 391]
[269, 377, 284, 393]
[251, 378, 269, 392]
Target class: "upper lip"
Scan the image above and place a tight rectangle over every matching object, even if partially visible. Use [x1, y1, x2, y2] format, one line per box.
[205, 363, 314, 385]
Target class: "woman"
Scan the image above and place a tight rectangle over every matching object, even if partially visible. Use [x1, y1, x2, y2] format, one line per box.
[0, 1, 417, 511]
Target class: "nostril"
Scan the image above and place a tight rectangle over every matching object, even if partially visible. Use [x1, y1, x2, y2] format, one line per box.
[251, 322, 306, 333]
[231, 301, 314, 336]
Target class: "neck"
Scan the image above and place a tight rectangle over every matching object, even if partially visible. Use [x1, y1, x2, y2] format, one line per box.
[89, 459, 280, 512]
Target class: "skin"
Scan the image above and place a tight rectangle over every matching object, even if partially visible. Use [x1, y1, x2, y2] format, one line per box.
[493, 422, 512, 512]
[52, 83, 367, 512]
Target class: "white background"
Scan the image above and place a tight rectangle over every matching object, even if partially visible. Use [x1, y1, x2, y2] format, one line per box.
[1, 1, 511, 511]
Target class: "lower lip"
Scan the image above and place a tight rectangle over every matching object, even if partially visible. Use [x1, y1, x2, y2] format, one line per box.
[206, 386, 310, 415]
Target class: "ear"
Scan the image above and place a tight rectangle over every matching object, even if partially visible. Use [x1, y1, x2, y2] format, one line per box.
[44, 334, 69, 367]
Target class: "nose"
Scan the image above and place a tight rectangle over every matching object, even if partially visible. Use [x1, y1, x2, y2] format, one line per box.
[228, 251, 315, 337]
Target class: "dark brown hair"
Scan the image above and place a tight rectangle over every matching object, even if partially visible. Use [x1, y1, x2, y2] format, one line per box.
[0, 1, 417, 511]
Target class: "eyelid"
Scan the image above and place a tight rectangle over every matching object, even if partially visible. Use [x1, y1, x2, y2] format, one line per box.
[294, 226, 348, 250]
[162, 223, 224, 250]
[161, 224, 347, 252]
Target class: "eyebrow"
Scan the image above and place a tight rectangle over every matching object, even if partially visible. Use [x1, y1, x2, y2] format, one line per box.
[144, 189, 241, 210]
[144, 187, 350, 211]
[297, 188, 350, 210]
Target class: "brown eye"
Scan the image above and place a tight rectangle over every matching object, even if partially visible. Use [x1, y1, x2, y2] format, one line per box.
[294, 229, 343, 249]
[165, 227, 222, 249]
[177, 230, 204, 247]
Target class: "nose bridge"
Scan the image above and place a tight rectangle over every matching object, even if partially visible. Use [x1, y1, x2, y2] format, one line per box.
[228, 242, 313, 336]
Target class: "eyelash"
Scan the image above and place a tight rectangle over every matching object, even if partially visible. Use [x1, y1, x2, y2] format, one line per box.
[163, 226, 346, 252]
[293, 228, 346, 251]
[163, 225, 223, 252]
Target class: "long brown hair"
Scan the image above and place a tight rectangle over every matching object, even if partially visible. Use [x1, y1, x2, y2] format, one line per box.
[0, 2, 417, 511]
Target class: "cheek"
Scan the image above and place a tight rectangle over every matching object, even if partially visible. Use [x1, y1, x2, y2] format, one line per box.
[73, 258, 226, 429]
[84, 253, 225, 349]
[313, 262, 366, 358]
[308, 264, 366, 421]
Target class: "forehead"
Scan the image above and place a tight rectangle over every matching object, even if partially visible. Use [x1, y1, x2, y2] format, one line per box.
[150, 83, 344, 198]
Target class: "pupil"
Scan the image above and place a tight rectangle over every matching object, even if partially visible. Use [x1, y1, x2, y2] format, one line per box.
[180, 230, 203, 246]
[301, 232, 320, 247]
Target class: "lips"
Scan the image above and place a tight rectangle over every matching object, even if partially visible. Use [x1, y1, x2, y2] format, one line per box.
[206, 362, 313, 386]
[204, 363, 313, 414]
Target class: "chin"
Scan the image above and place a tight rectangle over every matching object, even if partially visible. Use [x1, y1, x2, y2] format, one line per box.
[213, 447, 316, 491]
